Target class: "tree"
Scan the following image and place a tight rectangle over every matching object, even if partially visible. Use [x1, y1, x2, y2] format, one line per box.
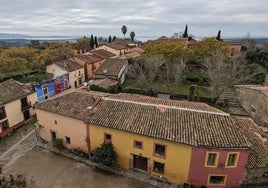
[182, 24, 188, 38]
[92, 142, 117, 166]
[245, 45, 268, 70]
[90, 34, 94, 49]
[94, 36, 98, 48]
[75, 36, 90, 50]
[216, 30, 221, 41]
[130, 31, 135, 42]
[159, 59, 186, 97]
[112, 36, 116, 41]
[39, 42, 74, 67]
[121, 25, 127, 39]
[108, 35, 112, 43]
[127, 56, 164, 96]
[0, 46, 40, 78]
[202, 51, 263, 103]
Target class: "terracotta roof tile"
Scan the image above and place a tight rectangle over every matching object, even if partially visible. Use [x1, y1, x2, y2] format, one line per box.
[94, 58, 127, 79]
[55, 58, 83, 72]
[92, 78, 119, 89]
[35, 91, 101, 120]
[75, 54, 103, 64]
[0, 79, 34, 106]
[236, 118, 268, 169]
[236, 85, 268, 97]
[90, 49, 116, 59]
[105, 44, 128, 50]
[85, 94, 250, 148]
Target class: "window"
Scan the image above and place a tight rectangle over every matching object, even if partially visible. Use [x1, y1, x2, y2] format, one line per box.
[0, 106, 6, 120]
[208, 175, 227, 185]
[153, 161, 164, 174]
[205, 152, 219, 167]
[104, 133, 112, 143]
[154, 143, 166, 158]
[65, 136, 71, 144]
[226, 152, 239, 167]
[134, 140, 143, 149]
[1, 120, 9, 131]
[42, 83, 48, 95]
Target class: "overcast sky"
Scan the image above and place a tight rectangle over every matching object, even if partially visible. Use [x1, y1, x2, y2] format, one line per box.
[0, 0, 267, 40]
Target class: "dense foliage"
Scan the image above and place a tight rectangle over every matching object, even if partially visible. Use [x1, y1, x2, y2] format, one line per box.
[92, 142, 117, 167]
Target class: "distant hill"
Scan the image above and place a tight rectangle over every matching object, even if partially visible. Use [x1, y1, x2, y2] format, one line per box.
[224, 37, 268, 46]
[0, 33, 31, 39]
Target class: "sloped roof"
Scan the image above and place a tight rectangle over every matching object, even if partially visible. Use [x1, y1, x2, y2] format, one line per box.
[75, 54, 103, 64]
[105, 43, 128, 50]
[94, 58, 127, 78]
[85, 93, 250, 148]
[90, 49, 116, 59]
[35, 91, 101, 120]
[55, 58, 83, 72]
[0, 79, 34, 106]
[237, 85, 268, 97]
[129, 47, 145, 54]
[236, 118, 268, 169]
[92, 78, 119, 89]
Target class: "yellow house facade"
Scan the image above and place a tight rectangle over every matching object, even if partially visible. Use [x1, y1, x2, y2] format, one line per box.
[0, 79, 37, 137]
[89, 125, 192, 184]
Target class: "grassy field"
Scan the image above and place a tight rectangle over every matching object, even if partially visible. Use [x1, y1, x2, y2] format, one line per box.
[122, 81, 211, 98]
[14, 72, 46, 83]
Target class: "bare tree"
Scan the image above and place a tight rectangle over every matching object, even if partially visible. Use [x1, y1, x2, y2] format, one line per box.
[159, 58, 186, 97]
[202, 50, 262, 103]
[127, 56, 164, 95]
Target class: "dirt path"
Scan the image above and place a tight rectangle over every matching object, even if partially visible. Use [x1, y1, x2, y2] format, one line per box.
[4, 148, 154, 188]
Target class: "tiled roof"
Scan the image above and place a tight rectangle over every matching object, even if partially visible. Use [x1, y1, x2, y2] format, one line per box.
[129, 47, 145, 54]
[125, 52, 141, 59]
[85, 94, 250, 148]
[55, 58, 83, 72]
[106, 44, 127, 50]
[35, 91, 101, 120]
[0, 79, 34, 106]
[107, 93, 226, 114]
[75, 54, 103, 64]
[92, 78, 119, 89]
[236, 85, 268, 97]
[236, 118, 268, 169]
[90, 49, 116, 59]
[94, 58, 127, 78]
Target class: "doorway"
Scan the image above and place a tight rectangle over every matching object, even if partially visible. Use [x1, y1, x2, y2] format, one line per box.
[51, 131, 56, 141]
[133, 154, 148, 172]
[23, 110, 30, 121]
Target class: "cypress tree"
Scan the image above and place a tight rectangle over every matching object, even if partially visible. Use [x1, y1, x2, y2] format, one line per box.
[182, 24, 188, 38]
[90, 34, 94, 49]
[216, 30, 221, 41]
[94, 36, 98, 47]
[109, 35, 112, 43]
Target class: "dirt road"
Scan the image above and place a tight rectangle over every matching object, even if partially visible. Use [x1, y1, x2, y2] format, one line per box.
[4, 148, 154, 188]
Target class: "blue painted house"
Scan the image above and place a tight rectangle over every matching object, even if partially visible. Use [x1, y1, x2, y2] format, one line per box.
[35, 74, 70, 102]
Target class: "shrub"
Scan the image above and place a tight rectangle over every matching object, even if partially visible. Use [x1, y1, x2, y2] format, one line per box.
[52, 138, 63, 150]
[92, 142, 117, 167]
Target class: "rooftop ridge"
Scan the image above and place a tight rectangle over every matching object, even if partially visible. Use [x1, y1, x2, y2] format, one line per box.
[102, 97, 230, 116]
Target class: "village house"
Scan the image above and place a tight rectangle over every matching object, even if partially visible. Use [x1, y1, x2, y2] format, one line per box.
[95, 44, 129, 56]
[35, 91, 103, 151]
[74, 50, 116, 79]
[0, 79, 37, 138]
[34, 90, 266, 187]
[46, 58, 85, 89]
[93, 58, 128, 86]
[235, 85, 268, 127]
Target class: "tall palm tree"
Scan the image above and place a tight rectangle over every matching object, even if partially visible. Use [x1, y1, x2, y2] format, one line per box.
[130, 31, 135, 41]
[121, 25, 127, 39]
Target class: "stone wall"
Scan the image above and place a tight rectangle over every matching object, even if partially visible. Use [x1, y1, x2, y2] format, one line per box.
[235, 86, 268, 127]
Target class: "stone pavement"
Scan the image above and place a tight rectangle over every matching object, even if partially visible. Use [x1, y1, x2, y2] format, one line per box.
[0, 129, 37, 170]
